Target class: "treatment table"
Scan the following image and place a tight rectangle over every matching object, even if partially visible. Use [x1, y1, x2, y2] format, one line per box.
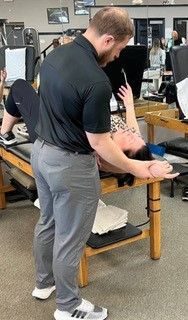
[0, 142, 162, 287]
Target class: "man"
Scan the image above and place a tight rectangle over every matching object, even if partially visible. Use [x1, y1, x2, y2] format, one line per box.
[31, 7, 178, 320]
[172, 30, 182, 46]
[167, 30, 182, 50]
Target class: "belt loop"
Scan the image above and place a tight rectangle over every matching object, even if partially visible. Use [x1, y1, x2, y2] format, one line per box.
[38, 138, 45, 148]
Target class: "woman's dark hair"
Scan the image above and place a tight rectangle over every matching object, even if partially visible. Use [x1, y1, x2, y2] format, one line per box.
[132, 144, 153, 161]
[114, 145, 153, 186]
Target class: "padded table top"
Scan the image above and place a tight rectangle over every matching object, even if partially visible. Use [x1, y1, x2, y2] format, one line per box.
[3, 142, 32, 163]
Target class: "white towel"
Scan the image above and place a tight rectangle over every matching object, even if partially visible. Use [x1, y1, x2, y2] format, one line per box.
[34, 199, 128, 235]
[92, 205, 128, 235]
[5, 47, 26, 82]
[176, 77, 188, 119]
[34, 198, 106, 211]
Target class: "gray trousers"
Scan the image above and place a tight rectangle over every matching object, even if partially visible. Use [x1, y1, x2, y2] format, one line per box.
[31, 139, 100, 312]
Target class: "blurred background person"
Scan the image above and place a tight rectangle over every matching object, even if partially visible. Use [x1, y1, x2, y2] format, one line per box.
[160, 37, 167, 50]
[52, 38, 60, 49]
[167, 30, 182, 50]
[149, 38, 166, 68]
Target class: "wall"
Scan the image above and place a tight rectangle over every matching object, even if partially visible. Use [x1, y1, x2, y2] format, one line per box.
[0, 1, 188, 31]
[0, 1, 188, 50]
[90, 3, 188, 39]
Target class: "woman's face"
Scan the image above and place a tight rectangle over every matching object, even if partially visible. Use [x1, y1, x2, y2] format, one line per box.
[112, 128, 145, 156]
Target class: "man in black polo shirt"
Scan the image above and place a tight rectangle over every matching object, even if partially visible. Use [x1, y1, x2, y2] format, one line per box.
[31, 7, 177, 320]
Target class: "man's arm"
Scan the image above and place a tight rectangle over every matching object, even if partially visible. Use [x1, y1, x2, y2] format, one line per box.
[86, 131, 179, 180]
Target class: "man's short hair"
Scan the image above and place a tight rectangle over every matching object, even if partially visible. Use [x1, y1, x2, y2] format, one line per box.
[89, 7, 134, 41]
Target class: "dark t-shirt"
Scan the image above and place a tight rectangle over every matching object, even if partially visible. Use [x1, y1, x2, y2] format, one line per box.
[174, 38, 182, 46]
[35, 35, 112, 153]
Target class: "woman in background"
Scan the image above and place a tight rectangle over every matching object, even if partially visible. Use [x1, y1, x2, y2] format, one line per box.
[149, 38, 166, 68]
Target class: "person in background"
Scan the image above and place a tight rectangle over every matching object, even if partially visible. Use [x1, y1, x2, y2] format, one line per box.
[0, 69, 7, 103]
[52, 38, 60, 49]
[0, 69, 18, 145]
[0, 78, 38, 145]
[167, 30, 182, 50]
[172, 30, 182, 46]
[149, 38, 166, 68]
[160, 37, 167, 50]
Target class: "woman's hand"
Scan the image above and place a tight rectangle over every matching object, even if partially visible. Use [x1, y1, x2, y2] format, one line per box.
[117, 83, 134, 111]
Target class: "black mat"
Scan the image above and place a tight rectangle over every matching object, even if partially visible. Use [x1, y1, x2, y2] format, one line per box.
[87, 223, 142, 249]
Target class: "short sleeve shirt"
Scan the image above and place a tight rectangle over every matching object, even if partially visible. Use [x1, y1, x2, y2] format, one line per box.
[35, 35, 112, 153]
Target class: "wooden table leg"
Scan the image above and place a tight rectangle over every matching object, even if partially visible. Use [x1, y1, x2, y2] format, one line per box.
[79, 250, 88, 287]
[149, 180, 161, 259]
[148, 123, 154, 143]
[0, 160, 6, 209]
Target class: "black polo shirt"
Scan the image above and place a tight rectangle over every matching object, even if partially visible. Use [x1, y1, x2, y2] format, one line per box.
[35, 35, 112, 153]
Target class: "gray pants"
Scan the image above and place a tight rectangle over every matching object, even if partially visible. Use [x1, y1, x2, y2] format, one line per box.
[31, 139, 100, 312]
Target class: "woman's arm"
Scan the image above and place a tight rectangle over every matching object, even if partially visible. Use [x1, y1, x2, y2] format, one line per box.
[117, 84, 140, 133]
[0, 69, 7, 103]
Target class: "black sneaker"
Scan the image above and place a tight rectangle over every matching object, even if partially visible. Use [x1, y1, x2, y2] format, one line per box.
[0, 131, 17, 146]
[182, 187, 188, 201]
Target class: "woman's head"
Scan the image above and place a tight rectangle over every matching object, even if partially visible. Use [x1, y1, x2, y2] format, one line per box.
[113, 145, 153, 187]
[111, 127, 146, 157]
[150, 38, 161, 54]
[124, 144, 153, 161]
[114, 143, 153, 187]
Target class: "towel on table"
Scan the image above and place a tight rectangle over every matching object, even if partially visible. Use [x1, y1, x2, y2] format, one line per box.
[92, 205, 128, 235]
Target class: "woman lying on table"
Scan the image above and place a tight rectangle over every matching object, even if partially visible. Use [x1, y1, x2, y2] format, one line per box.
[0, 77, 178, 180]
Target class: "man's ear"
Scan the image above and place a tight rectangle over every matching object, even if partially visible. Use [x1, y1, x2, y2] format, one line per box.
[103, 35, 115, 49]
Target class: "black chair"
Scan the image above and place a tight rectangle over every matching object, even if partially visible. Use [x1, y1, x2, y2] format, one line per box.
[158, 46, 188, 198]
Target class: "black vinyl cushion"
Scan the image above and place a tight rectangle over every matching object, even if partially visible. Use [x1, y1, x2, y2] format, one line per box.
[8, 143, 32, 163]
[159, 137, 188, 159]
[87, 223, 142, 249]
[170, 46, 188, 85]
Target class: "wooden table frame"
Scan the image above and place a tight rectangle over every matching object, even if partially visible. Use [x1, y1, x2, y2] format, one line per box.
[144, 108, 188, 143]
[0, 146, 162, 287]
[122, 100, 168, 118]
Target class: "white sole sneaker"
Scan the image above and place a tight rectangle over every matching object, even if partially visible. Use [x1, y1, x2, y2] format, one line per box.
[0, 136, 17, 146]
[54, 307, 108, 320]
[32, 285, 56, 299]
